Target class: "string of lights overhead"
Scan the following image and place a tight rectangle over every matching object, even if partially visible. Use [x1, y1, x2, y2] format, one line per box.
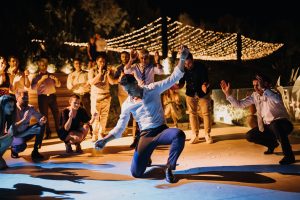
[60, 17, 284, 61]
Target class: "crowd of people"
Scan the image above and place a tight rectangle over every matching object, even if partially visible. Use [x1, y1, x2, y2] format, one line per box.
[0, 44, 296, 183]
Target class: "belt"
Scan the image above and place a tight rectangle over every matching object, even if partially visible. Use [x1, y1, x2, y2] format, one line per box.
[40, 93, 54, 96]
[140, 124, 168, 137]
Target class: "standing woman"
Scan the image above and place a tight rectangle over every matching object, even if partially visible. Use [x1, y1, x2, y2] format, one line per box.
[0, 95, 16, 169]
[0, 56, 10, 96]
[7, 56, 30, 95]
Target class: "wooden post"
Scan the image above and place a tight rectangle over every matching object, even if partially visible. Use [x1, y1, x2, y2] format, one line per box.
[161, 6, 168, 59]
[237, 32, 242, 63]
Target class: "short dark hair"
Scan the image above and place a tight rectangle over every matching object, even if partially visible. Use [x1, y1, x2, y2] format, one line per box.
[186, 53, 193, 61]
[120, 74, 137, 86]
[253, 73, 272, 84]
[96, 53, 107, 62]
[70, 94, 80, 100]
[121, 51, 129, 56]
[73, 58, 81, 63]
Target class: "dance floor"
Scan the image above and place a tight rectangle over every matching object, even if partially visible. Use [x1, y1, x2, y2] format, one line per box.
[1, 123, 300, 200]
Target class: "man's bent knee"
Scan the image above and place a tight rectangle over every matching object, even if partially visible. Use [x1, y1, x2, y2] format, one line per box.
[131, 168, 144, 178]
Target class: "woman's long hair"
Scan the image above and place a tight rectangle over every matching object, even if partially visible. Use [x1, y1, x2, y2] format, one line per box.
[0, 95, 16, 135]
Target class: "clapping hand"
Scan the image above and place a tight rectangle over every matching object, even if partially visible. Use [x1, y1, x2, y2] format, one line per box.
[24, 70, 29, 76]
[23, 110, 32, 122]
[49, 75, 58, 82]
[39, 116, 47, 125]
[69, 109, 77, 119]
[41, 74, 49, 80]
[202, 82, 210, 94]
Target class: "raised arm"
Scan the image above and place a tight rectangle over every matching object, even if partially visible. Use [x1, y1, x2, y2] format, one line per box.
[124, 49, 138, 71]
[220, 80, 254, 108]
[153, 46, 189, 94]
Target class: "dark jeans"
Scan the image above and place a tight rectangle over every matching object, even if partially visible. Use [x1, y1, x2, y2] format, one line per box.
[246, 118, 294, 157]
[130, 124, 186, 178]
[38, 94, 59, 134]
[11, 123, 45, 153]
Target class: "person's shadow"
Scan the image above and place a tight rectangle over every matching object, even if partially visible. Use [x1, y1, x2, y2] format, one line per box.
[0, 183, 85, 199]
[143, 164, 300, 192]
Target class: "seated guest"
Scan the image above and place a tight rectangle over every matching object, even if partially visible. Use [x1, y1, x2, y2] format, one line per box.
[58, 94, 94, 153]
[11, 91, 47, 159]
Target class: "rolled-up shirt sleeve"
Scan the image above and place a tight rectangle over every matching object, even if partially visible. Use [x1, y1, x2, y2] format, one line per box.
[227, 95, 254, 109]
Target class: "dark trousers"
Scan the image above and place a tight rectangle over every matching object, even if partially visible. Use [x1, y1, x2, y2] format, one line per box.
[38, 94, 59, 134]
[246, 118, 294, 157]
[11, 123, 45, 153]
[130, 124, 186, 178]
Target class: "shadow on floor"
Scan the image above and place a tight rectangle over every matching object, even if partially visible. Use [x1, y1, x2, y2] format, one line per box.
[154, 164, 300, 192]
[0, 183, 84, 200]
[2, 164, 133, 183]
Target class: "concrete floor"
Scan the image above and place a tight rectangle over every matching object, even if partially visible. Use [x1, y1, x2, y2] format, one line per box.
[1, 123, 300, 200]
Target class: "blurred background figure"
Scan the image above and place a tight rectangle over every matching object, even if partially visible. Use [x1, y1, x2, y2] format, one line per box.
[88, 54, 114, 142]
[67, 58, 91, 116]
[163, 88, 183, 128]
[7, 56, 30, 95]
[0, 56, 10, 96]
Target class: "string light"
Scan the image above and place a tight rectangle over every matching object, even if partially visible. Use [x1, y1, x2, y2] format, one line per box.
[32, 17, 283, 61]
[105, 17, 283, 60]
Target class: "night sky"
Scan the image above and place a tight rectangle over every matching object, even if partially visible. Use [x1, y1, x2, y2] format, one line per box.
[0, 0, 299, 60]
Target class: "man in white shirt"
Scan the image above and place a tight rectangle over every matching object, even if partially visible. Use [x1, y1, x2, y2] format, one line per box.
[95, 46, 190, 183]
[220, 74, 295, 165]
[124, 48, 164, 148]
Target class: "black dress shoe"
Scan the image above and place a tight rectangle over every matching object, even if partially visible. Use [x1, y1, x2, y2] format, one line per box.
[65, 144, 73, 153]
[44, 133, 51, 139]
[11, 151, 20, 159]
[165, 167, 178, 183]
[279, 156, 296, 165]
[75, 144, 83, 153]
[31, 150, 44, 159]
[147, 158, 152, 167]
[264, 143, 279, 155]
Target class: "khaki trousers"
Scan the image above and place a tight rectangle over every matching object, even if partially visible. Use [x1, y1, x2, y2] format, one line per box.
[186, 95, 212, 136]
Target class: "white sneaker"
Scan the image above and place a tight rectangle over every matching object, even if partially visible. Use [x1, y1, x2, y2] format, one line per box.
[205, 134, 213, 144]
[189, 135, 199, 144]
